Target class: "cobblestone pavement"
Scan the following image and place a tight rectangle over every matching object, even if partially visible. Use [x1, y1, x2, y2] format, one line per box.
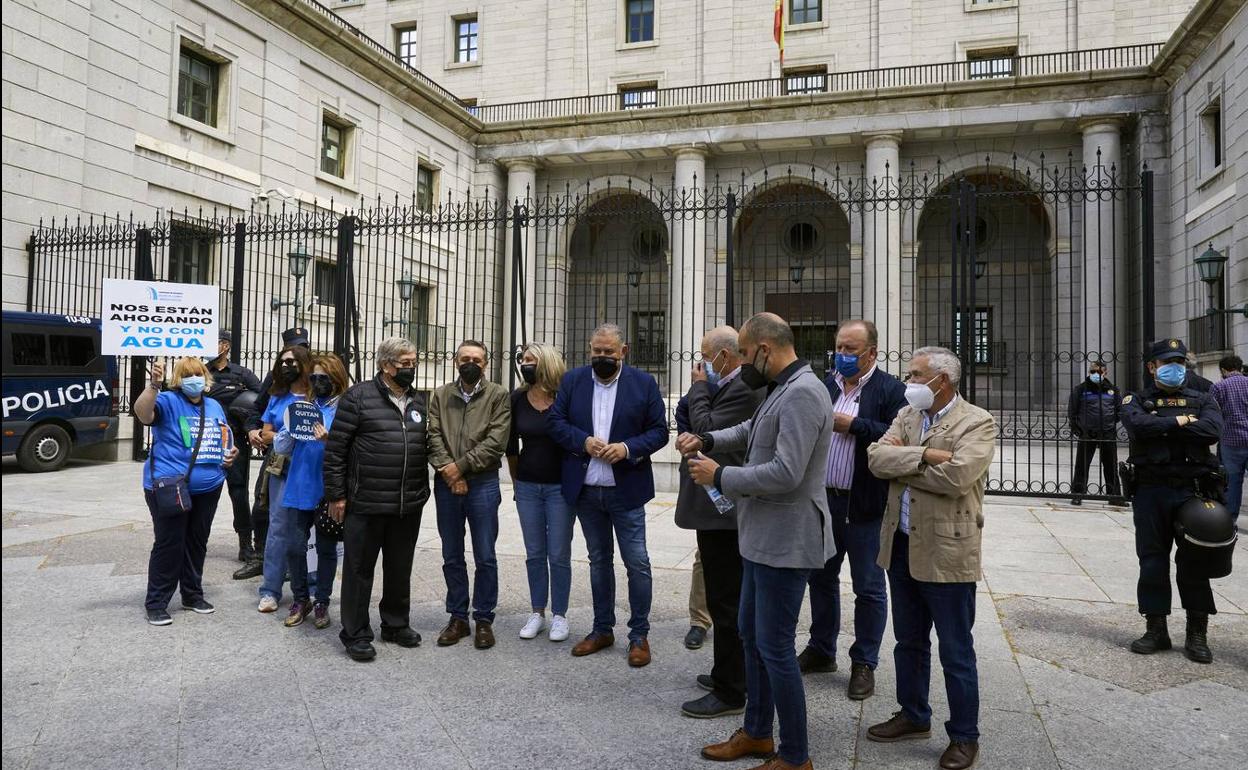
[3, 459, 1246, 770]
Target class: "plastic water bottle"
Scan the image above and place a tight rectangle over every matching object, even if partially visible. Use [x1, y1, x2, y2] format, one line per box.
[705, 484, 735, 515]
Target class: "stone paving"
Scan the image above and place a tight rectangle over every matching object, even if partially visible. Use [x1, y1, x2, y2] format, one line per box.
[2, 458, 1246, 770]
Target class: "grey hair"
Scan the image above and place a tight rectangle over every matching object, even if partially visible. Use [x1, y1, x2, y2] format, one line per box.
[913, 346, 961, 386]
[741, 312, 795, 348]
[703, 325, 739, 357]
[376, 337, 417, 369]
[591, 322, 626, 346]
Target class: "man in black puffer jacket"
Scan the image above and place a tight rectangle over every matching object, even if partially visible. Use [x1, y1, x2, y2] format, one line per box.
[1068, 360, 1125, 506]
[324, 337, 430, 662]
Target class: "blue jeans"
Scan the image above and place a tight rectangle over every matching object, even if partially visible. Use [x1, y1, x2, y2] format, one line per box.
[434, 473, 501, 623]
[806, 493, 888, 668]
[575, 486, 652, 642]
[260, 475, 292, 601]
[740, 559, 811, 766]
[1220, 443, 1247, 520]
[888, 532, 980, 743]
[288, 508, 338, 605]
[514, 480, 574, 616]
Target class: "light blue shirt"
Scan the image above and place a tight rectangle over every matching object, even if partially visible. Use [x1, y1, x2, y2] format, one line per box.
[585, 372, 621, 487]
[899, 396, 959, 534]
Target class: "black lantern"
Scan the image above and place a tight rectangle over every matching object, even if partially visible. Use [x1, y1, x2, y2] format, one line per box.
[627, 269, 642, 289]
[287, 243, 312, 279]
[789, 264, 805, 284]
[1194, 243, 1226, 285]
[396, 272, 418, 302]
[974, 260, 987, 281]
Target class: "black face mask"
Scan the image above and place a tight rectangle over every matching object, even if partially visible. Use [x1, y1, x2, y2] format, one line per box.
[280, 363, 301, 385]
[591, 356, 620, 380]
[520, 364, 538, 385]
[739, 347, 769, 390]
[310, 374, 333, 398]
[392, 367, 416, 389]
[459, 362, 483, 386]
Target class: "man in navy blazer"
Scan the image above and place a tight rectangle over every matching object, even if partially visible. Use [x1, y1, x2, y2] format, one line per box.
[548, 322, 669, 667]
[800, 320, 908, 702]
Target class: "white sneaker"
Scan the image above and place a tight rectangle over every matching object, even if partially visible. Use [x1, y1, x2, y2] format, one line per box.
[257, 595, 278, 613]
[519, 612, 545, 639]
[549, 615, 569, 642]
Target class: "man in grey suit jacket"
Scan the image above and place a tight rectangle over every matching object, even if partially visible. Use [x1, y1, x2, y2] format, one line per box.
[680, 312, 835, 770]
[674, 325, 766, 720]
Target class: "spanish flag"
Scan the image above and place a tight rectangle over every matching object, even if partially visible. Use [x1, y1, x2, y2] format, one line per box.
[774, 0, 785, 67]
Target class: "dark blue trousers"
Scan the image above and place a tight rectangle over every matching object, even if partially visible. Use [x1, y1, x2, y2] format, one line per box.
[806, 492, 888, 667]
[144, 485, 222, 610]
[1133, 483, 1216, 616]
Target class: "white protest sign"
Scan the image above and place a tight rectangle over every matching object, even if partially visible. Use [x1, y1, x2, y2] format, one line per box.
[101, 278, 219, 356]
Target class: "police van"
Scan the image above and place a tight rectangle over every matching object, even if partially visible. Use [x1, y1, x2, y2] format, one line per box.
[2, 311, 119, 471]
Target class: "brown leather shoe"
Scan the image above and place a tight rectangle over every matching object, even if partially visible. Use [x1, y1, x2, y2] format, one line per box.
[866, 711, 931, 742]
[847, 662, 875, 700]
[570, 632, 614, 657]
[700, 728, 775, 761]
[436, 617, 471, 647]
[627, 638, 651, 667]
[939, 740, 978, 770]
[474, 621, 495, 650]
[746, 758, 813, 770]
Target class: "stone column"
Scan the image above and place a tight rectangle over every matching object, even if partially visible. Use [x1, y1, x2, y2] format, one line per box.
[1080, 120, 1126, 363]
[863, 132, 903, 364]
[668, 144, 708, 398]
[502, 157, 538, 358]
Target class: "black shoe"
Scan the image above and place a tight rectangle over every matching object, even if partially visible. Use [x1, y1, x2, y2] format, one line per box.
[1183, 612, 1212, 664]
[232, 558, 263, 580]
[847, 662, 875, 700]
[346, 641, 377, 662]
[1108, 497, 1129, 508]
[1070, 496, 1083, 506]
[237, 533, 255, 563]
[146, 608, 173, 626]
[681, 691, 745, 719]
[381, 627, 423, 648]
[684, 626, 707, 650]
[696, 674, 715, 692]
[1130, 614, 1172, 654]
[181, 597, 215, 614]
[797, 646, 837, 673]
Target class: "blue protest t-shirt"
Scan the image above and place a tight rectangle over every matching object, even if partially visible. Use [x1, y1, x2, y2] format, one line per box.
[282, 398, 338, 511]
[142, 391, 230, 494]
[262, 390, 305, 432]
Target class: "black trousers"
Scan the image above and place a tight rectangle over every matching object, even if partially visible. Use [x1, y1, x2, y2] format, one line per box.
[144, 485, 222, 610]
[1072, 438, 1121, 496]
[249, 463, 270, 555]
[697, 528, 746, 708]
[224, 436, 252, 537]
[1134, 484, 1216, 616]
[339, 510, 423, 647]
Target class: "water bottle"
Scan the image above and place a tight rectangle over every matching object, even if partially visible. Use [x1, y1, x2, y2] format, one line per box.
[704, 483, 735, 515]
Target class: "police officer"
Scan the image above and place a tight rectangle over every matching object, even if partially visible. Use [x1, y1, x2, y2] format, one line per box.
[206, 330, 262, 563]
[1121, 338, 1224, 664]
[233, 327, 310, 581]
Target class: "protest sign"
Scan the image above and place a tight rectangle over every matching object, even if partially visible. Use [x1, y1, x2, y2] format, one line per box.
[180, 416, 230, 465]
[285, 401, 324, 442]
[101, 279, 219, 356]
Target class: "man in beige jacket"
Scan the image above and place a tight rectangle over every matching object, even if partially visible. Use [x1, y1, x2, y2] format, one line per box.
[864, 346, 996, 770]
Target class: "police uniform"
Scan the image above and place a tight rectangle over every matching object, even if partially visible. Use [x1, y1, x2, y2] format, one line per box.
[1120, 338, 1224, 662]
[207, 330, 262, 558]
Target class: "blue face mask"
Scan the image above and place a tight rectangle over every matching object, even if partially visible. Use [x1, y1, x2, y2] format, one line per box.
[180, 376, 206, 397]
[1156, 363, 1186, 389]
[704, 351, 725, 387]
[1088, 372, 1102, 384]
[835, 352, 862, 379]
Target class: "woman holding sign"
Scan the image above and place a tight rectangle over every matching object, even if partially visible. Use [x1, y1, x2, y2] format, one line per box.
[134, 356, 238, 626]
[277, 354, 348, 630]
[256, 345, 312, 614]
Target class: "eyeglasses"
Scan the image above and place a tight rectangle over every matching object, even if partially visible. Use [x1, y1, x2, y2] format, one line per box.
[395, 359, 418, 367]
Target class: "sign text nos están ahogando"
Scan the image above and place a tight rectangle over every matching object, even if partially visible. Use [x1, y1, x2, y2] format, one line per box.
[108, 303, 214, 351]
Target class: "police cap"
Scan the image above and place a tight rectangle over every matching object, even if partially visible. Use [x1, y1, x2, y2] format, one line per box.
[1146, 338, 1187, 363]
[282, 327, 310, 348]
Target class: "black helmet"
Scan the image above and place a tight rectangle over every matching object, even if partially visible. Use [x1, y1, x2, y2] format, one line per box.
[227, 389, 260, 424]
[1174, 496, 1236, 579]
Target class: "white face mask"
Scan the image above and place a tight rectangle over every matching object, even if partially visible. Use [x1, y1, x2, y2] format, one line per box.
[904, 376, 939, 411]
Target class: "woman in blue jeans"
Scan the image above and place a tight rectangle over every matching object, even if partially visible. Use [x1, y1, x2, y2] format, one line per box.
[277, 354, 347, 629]
[256, 344, 311, 614]
[506, 343, 572, 642]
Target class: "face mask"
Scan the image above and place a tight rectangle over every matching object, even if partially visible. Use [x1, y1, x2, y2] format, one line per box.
[904, 376, 938, 411]
[280, 362, 300, 385]
[180, 376, 206, 398]
[704, 351, 725, 387]
[520, 364, 538, 385]
[1088, 372, 1102, 384]
[459, 362, 483, 386]
[835, 352, 862, 379]
[392, 367, 416, 389]
[1156, 362, 1186, 389]
[310, 374, 333, 398]
[739, 347, 769, 390]
[591, 356, 620, 380]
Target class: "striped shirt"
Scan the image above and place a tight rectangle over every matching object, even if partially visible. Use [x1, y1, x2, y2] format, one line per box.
[825, 365, 876, 490]
[1211, 372, 1248, 447]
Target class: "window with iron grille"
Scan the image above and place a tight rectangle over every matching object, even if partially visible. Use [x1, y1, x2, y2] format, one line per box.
[790, 0, 822, 24]
[313, 261, 338, 306]
[168, 223, 214, 285]
[455, 17, 479, 63]
[631, 311, 666, 367]
[321, 116, 348, 178]
[395, 25, 418, 67]
[783, 66, 827, 95]
[417, 165, 437, 213]
[955, 307, 994, 364]
[626, 0, 655, 43]
[177, 48, 219, 126]
[967, 46, 1017, 79]
[620, 83, 658, 110]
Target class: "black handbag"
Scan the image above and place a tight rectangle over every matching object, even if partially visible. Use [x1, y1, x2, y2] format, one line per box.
[314, 500, 344, 540]
[149, 397, 206, 517]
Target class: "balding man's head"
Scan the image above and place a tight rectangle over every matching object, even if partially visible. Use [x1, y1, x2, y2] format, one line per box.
[740, 313, 794, 350]
[701, 325, 741, 377]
